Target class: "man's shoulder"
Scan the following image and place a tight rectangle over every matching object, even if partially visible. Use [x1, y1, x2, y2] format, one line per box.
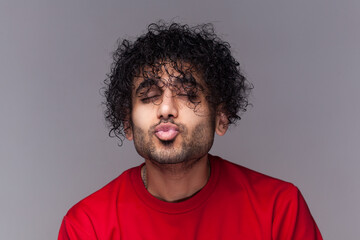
[212, 155, 296, 196]
[64, 165, 139, 219]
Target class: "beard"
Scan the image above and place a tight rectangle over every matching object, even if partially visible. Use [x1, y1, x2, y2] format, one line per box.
[132, 119, 215, 166]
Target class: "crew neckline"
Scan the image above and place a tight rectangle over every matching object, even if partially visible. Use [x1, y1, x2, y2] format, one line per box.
[130, 154, 221, 214]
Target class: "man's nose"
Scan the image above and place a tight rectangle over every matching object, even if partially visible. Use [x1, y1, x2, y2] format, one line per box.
[157, 89, 178, 120]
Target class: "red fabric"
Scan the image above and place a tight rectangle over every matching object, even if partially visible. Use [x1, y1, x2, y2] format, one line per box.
[59, 155, 322, 239]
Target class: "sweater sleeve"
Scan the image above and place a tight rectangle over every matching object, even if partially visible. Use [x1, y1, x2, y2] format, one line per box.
[271, 185, 323, 240]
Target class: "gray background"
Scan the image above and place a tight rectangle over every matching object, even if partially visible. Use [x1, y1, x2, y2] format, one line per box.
[1, 0, 359, 239]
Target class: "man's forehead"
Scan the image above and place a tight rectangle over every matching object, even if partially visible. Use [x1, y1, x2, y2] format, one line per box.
[132, 63, 205, 88]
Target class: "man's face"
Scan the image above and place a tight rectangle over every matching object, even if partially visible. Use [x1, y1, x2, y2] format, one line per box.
[126, 64, 221, 165]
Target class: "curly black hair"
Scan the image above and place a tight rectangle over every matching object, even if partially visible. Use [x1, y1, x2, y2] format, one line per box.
[103, 21, 252, 144]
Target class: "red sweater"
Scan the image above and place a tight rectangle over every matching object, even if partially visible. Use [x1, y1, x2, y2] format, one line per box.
[59, 155, 322, 239]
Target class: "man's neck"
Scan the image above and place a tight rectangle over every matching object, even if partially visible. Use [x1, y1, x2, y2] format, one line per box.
[142, 154, 210, 202]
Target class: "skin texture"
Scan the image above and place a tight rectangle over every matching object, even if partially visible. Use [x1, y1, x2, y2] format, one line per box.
[130, 81, 215, 167]
[125, 65, 229, 201]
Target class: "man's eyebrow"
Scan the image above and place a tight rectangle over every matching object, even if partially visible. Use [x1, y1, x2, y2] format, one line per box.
[135, 78, 157, 94]
[172, 76, 204, 90]
[135, 76, 205, 94]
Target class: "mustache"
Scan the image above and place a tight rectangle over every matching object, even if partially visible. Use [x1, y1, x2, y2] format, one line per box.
[158, 119, 175, 125]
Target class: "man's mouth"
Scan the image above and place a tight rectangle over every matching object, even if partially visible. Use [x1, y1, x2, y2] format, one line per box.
[154, 123, 179, 141]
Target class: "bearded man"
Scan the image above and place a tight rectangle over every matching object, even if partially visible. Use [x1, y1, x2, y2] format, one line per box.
[59, 22, 322, 239]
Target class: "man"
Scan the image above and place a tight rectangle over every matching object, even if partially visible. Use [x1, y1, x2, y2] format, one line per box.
[59, 22, 322, 239]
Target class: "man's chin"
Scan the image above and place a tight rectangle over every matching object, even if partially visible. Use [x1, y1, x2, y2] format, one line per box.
[148, 148, 187, 165]
[158, 139, 175, 147]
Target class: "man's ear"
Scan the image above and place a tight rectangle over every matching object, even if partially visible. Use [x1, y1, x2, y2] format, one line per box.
[124, 118, 133, 141]
[215, 107, 229, 136]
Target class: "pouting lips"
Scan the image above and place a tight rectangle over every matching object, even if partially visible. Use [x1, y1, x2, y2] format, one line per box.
[154, 124, 179, 141]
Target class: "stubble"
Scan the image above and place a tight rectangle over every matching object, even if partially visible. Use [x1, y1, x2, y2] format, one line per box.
[132, 120, 215, 168]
